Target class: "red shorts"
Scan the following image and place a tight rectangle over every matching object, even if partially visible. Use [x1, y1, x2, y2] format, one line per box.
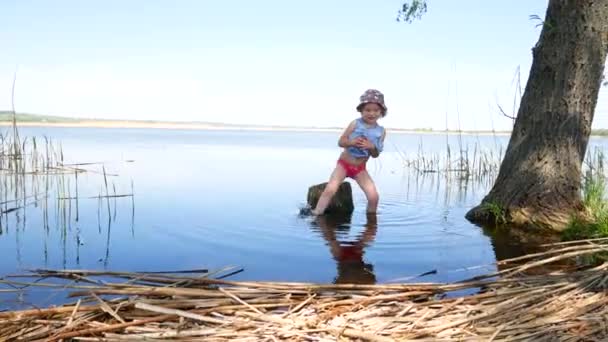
[338, 159, 366, 178]
[338, 245, 363, 262]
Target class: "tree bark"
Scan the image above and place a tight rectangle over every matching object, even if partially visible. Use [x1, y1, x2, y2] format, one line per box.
[307, 182, 354, 215]
[466, 0, 608, 231]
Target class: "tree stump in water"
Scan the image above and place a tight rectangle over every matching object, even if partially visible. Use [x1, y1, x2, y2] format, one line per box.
[307, 182, 354, 215]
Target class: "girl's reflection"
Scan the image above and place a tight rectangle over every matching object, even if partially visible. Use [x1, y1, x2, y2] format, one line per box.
[311, 213, 378, 284]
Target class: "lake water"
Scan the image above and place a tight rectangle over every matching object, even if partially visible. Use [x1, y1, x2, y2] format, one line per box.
[1, 127, 607, 309]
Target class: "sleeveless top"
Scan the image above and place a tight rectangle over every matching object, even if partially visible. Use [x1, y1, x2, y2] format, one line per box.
[346, 118, 385, 158]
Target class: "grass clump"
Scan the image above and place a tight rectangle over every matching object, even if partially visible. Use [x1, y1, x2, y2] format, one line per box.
[563, 167, 608, 240]
[481, 201, 506, 225]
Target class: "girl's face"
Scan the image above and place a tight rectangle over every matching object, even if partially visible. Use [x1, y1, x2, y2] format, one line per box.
[361, 103, 382, 124]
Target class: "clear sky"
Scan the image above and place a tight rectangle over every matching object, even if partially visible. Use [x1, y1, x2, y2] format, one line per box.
[0, 0, 606, 130]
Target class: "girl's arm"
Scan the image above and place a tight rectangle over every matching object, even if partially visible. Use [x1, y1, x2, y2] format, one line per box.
[369, 129, 386, 158]
[338, 120, 357, 148]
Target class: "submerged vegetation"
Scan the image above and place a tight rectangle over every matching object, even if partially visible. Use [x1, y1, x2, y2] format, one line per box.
[393, 137, 608, 241]
[393, 132, 505, 186]
[0, 112, 135, 269]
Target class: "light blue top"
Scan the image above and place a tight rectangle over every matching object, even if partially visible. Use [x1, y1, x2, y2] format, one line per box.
[346, 118, 385, 158]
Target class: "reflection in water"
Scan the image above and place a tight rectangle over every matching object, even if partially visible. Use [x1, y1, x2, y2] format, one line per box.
[311, 213, 378, 284]
[479, 224, 560, 272]
[0, 161, 134, 271]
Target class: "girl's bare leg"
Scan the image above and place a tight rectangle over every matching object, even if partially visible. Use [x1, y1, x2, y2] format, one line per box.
[312, 165, 347, 215]
[354, 170, 379, 213]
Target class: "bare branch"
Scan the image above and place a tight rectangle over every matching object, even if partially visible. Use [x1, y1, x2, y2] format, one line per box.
[497, 103, 516, 121]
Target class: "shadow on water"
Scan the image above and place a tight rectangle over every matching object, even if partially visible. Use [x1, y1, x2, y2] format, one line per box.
[309, 213, 378, 284]
[477, 222, 563, 271]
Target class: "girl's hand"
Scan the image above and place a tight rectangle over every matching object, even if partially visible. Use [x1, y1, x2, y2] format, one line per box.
[349, 137, 365, 147]
[356, 138, 375, 150]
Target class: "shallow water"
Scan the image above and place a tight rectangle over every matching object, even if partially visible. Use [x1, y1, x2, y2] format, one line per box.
[1, 127, 606, 309]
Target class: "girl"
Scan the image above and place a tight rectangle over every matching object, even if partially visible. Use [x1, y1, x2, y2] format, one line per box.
[312, 89, 387, 215]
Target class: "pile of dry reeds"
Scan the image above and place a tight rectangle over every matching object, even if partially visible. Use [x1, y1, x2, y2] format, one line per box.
[1, 238, 608, 341]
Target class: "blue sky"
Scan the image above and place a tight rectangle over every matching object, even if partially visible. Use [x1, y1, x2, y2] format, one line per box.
[0, 0, 606, 130]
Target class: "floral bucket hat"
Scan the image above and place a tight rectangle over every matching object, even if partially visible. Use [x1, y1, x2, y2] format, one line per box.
[356, 89, 387, 116]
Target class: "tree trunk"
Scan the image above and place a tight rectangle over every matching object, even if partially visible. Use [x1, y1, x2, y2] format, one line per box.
[307, 182, 354, 215]
[466, 0, 608, 231]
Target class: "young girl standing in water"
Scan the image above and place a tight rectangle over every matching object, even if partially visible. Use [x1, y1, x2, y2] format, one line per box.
[312, 89, 387, 215]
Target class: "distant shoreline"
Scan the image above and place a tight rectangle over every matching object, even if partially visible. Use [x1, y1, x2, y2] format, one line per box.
[0, 120, 512, 136]
[3, 112, 608, 137]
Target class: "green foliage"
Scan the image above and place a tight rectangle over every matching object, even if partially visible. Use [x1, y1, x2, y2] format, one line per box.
[528, 14, 543, 27]
[397, 1, 427, 23]
[482, 201, 506, 225]
[583, 173, 606, 214]
[529, 14, 554, 31]
[563, 155, 608, 240]
[592, 129, 608, 136]
[563, 216, 608, 241]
